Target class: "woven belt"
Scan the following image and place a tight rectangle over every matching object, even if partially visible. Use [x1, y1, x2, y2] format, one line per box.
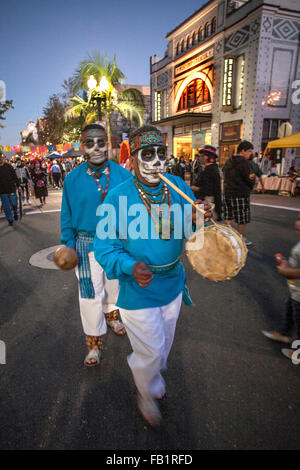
[147, 257, 194, 307]
[147, 257, 180, 274]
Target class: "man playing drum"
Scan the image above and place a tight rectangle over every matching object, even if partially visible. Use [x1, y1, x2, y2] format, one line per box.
[93, 125, 211, 426]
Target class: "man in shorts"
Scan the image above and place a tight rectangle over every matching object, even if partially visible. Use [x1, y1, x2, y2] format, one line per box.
[223, 140, 256, 246]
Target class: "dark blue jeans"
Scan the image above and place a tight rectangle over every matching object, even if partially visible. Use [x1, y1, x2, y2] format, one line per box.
[0, 193, 18, 223]
[277, 296, 300, 340]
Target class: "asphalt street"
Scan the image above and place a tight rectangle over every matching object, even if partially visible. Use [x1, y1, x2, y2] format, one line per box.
[0, 202, 300, 450]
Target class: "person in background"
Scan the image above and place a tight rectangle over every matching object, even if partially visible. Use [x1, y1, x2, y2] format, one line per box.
[268, 162, 279, 177]
[15, 159, 32, 205]
[31, 160, 48, 206]
[58, 160, 66, 185]
[166, 155, 176, 174]
[190, 153, 202, 186]
[262, 215, 300, 362]
[51, 160, 62, 189]
[223, 140, 256, 246]
[190, 145, 222, 221]
[248, 153, 265, 193]
[0, 152, 20, 226]
[176, 156, 186, 180]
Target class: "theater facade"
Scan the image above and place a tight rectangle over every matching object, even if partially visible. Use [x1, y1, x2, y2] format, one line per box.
[150, 0, 300, 167]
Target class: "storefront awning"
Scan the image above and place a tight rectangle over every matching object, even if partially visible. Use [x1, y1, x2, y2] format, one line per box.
[152, 112, 212, 127]
[266, 132, 300, 149]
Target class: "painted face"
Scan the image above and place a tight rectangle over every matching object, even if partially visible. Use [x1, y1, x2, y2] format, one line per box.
[137, 145, 167, 184]
[82, 129, 108, 165]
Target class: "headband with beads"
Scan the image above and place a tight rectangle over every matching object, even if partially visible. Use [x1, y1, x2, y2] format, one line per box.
[130, 131, 164, 154]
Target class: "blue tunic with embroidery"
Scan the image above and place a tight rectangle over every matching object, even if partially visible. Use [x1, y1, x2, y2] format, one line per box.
[60, 160, 131, 250]
[93, 174, 196, 310]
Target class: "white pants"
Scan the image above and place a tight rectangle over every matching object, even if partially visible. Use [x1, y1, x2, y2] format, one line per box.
[119, 293, 182, 400]
[75, 251, 119, 336]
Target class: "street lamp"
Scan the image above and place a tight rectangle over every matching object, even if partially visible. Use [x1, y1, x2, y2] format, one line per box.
[87, 75, 109, 121]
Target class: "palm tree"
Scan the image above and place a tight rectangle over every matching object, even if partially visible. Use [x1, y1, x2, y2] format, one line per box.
[65, 53, 146, 158]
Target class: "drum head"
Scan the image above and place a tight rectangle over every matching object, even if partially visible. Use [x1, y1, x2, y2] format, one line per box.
[186, 224, 247, 282]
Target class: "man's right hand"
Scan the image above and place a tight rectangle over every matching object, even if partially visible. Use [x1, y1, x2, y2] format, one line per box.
[133, 262, 153, 287]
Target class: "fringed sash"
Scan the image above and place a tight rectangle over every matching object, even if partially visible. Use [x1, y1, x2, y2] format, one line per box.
[76, 231, 95, 299]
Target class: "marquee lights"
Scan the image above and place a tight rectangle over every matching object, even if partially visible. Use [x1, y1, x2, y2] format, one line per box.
[154, 90, 162, 121]
[238, 57, 245, 108]
[222, 56, 235, 110]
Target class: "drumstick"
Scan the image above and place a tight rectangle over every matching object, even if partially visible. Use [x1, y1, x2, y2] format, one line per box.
[158, 172, 215, 216]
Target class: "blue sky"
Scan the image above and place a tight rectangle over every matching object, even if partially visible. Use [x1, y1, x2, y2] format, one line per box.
[0, 0, 206, 145]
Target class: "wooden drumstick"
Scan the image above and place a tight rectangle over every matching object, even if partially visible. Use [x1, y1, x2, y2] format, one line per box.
[158, 172, 215, 216]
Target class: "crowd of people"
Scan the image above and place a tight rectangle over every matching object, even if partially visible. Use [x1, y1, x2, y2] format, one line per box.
[0, 156, 84, 223]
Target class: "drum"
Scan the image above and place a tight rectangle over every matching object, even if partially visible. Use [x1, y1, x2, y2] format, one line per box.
[186, 223, 247, 282]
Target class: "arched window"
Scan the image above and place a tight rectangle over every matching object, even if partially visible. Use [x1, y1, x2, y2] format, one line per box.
[186, 35, 190, 49]
[175, 43, 179, 55]
[197, 27, 202, 42]
[181, 40, 185, 53]
[204, 22, 210, 38]
[177, 79, 211, 111]
[192, 32, 196, 45]
[211, 17, 216, 34]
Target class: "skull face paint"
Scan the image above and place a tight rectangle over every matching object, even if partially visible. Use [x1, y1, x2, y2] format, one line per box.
[82, 129, 108, 165]
[137, 145, 167, 184]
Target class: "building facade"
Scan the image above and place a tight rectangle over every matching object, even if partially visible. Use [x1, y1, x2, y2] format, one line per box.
[150, 0, 300, 168]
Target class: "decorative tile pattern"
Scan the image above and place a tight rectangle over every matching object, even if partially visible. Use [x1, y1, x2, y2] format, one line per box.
[215, 40, 223, 54]
[225, 25, 250, 52]
[272, 19, 300, 41]
[250, 19, 260, 36]
[262, 16, 272, 33]
[157, 72, 169, 89]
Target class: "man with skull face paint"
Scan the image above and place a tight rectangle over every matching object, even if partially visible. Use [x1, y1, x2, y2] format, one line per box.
[60, 123, 131, 367]
[94, 125, 211, 426]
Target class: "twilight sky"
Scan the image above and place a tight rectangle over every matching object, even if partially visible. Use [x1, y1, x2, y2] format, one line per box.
[0, 0, 206, 146]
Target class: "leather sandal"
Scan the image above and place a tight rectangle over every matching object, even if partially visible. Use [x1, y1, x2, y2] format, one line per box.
[84, 349, 101, 367]
[84, 335, 103, 367]
[105, 310, 126, 336]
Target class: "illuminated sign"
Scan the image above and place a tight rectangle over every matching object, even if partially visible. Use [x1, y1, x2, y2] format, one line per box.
[222, 55, 235, 110]
[175, 49, 213, 76]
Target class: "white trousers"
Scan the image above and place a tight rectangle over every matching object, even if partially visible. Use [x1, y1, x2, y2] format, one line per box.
[119, 293, 182, 400]
[75, 251, 119, 336]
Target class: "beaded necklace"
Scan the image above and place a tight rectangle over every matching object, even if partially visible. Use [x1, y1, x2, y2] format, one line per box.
[87, 164, 110, 201]
[133, 176, 174, 240]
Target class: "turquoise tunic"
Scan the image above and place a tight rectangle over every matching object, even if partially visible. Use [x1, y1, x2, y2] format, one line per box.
[60, 160, 131, 249]
[93, 174, 196, 309]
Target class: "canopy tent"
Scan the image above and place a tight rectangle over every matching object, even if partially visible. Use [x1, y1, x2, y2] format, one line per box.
[47, 152, 62, 159]
[62, 149, 83, 158]
[266, 132, 300, 149]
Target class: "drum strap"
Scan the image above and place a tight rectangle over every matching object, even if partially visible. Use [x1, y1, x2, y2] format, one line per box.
[147, 258, 195, 307]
